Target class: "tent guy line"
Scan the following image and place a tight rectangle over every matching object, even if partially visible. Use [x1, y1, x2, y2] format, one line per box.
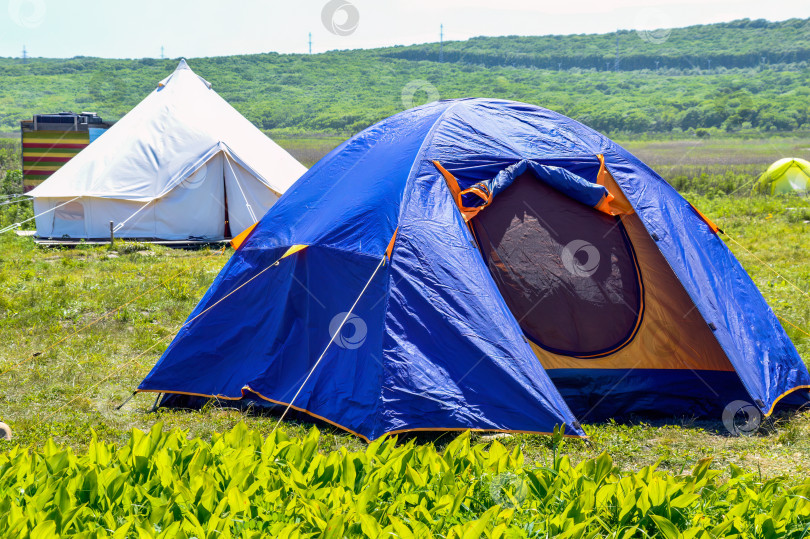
[0, 195, 81, 234]
[0, 198, 31, 207]
[43, 243, 282, 421]
[777, 314, 810, 339]
[112, 198, 155, 234]
[271, 251, 389, 435]
[723, 231, 810, 302]
[0, 247, 227, 379]
[42, 333, 173, 424]
[26, 59, 305, 242]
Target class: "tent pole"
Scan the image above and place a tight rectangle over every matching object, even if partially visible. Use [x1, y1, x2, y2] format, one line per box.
[115, 391, 136, 410]
[109, 221, 114, 245]
[224, 154, 257, 223]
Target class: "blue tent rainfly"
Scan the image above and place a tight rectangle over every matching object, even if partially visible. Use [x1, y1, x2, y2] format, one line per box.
[138, 98, 810, 441]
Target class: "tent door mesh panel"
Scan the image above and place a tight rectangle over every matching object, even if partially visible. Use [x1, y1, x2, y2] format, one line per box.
[472, 172, 643, 357]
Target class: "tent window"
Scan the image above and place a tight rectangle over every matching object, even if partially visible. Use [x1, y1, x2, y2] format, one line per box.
[54, 201, 85, 222]
[472, 172, 643, 358]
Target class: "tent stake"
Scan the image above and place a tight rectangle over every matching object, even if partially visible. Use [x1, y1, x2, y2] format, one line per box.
[149, 393, 162, 413]
[115, 391, 137, 410]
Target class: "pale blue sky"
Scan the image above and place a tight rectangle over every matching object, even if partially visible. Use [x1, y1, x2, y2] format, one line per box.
[2, 0, 808, 59]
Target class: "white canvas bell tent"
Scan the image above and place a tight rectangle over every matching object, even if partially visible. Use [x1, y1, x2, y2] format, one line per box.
[28, 59, 307, 241]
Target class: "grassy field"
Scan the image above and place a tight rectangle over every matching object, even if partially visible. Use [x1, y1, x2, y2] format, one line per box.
[274, 134, 810, 188]
[272, 135, 345, 168]
[0, 136, 809, 490]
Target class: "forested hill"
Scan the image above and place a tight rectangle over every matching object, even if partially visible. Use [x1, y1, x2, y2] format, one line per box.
[0, 17, 808, 136]
[382, 18, 810, 71]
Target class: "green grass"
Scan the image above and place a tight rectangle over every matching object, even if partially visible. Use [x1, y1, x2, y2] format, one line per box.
[271, 136, 345, 168]
[0, 140, 809, 493]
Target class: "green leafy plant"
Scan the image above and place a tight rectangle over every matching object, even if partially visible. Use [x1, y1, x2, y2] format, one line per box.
[2, 423, 810, 537]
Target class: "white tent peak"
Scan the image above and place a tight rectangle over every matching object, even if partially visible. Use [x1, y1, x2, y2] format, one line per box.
[158, 58, 211, 90]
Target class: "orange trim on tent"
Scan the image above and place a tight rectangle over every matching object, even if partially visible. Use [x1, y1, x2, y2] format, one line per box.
[281, 244, 308, 259]
[136, 388, 243, 401]
[460, 185, 492, 206]
[432, 160, 490, 222]
[138, 388, 586, 441]
[244, 386, 374, 442]
[596, 154, 634, 216]
[437, 157, 635, 220]
[594, 192, 616, 215]
[385, 228, 399, 261]
[137, 387, 373, 441]
[433, 160, 462, 201]
[764, 385, 810, 417]
[689, 204, 721, 235]
[230, 222, 258, 249]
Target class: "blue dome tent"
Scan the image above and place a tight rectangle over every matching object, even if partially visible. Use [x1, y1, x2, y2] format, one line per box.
[138, 99, 810, 441]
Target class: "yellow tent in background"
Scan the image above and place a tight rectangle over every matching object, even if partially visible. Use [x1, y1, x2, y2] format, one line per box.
[757, 158, 810, 194]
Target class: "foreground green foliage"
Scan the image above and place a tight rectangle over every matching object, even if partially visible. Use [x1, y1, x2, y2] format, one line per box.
[2, 423, 810, 538]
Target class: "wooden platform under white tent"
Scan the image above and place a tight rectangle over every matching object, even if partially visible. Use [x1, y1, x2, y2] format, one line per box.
[16, 229, 227, 248]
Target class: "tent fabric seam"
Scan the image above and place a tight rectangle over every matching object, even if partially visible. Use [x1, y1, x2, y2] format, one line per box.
[370, 101, 466, 436]
[603, 154, 761, 409]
